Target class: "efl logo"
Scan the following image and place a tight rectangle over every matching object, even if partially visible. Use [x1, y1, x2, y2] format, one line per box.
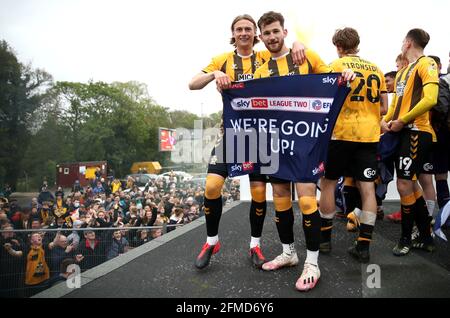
[230, 83, 245, 89]
[242, 162, 254, 171]
[312, 100, 322, 111]
[251, 99, 268, 108]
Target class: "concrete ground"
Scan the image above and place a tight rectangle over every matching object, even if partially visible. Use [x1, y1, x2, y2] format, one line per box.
[35, 201, 450, 298]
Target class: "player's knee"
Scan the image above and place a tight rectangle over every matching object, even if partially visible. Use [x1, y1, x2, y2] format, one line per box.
[299, 196, 317, 215]
[273, 196, 292, 212]
[356, 181, 375, 198]
[272, 184, 291, 197]
[250, 185, 266, 203]
[400, 193, 416, 206]
[413, 189, 423, 199]
[205, 174, 224, 199]
[320, 178, 337, 192]
[397, 179, 414, 196]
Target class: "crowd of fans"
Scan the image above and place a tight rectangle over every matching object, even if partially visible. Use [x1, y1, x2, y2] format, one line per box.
[0, 171, 240, 297]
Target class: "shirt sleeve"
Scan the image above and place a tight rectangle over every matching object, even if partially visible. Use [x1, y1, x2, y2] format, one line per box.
[253, 67, 262, 79]
[256, 50, 272, 63]
[383, 93, 397, 122]
[417, 57, 440, 86]
[202, 53, 227, 74]
[307, 50, 333, 73]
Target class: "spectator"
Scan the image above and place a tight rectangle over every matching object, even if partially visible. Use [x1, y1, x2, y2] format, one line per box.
[124, 206, 140, 226]
[185, 205, 200, 223]
[150, 215, 165, 239]
[76, 229, 107, 271]
[164, 196, 175, 219]
[135, 229, 152, 246]
[93, 181, 105, 195]
[72, 180, 83, 194]
[167, 207, 184, 233]
[30, 206, 40, 221]
[1, 184, 12, 198]
[111, 178, 122, 194]
[107, 168, 115, 180]
[106, 229, 129, 260]
[0, 209, 9, 227]
[67, 220, 83, 249]
[136, 205, 157, 227]
[38, 186, 55, 205]
[24, 233, 50, 297]
[30, 218, 42, 231]
[38, 202, 53, 226]
[85, 185, 94, 200]
[29, 197, 40, 210]
[126, 176, 135, 189]
[103, 195, 113, 211]
[54, 186, 64, 199]
[54, 192, 66, 210]
[0, 224, 24, 298]
[95, 167, 102, 182]
[48, 233, 76, 282]
[13, 207, 32, 242]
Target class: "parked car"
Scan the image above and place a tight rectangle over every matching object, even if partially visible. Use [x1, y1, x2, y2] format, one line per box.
[124, 173, 158, 187]
[157, 171, 193, 182]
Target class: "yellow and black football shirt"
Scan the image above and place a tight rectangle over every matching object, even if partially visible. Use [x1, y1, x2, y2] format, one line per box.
[330, 56, 387, 142]
[384, 56, 439, 135]
[253, 49, 331, 78]
[202, 50, 272, 82]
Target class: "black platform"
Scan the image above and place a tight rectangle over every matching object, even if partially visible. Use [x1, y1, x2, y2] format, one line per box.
[64, 201, 450, 298]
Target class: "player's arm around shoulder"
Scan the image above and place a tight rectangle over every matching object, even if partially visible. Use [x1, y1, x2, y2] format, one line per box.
[306, 49, 333, 73]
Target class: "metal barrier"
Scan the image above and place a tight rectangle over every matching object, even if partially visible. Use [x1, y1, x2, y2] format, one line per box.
[0, 224, 184, 298]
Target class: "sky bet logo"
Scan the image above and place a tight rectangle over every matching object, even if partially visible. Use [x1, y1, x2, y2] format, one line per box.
[242, 161, 254, 171]
[230, 162, 254, 173]
[235, 99, 250, 108]
[322, 76, 337, 85]
[312, 162, 325, 175]
[251, 99, 268, 108]
[231, 164, 243, 172]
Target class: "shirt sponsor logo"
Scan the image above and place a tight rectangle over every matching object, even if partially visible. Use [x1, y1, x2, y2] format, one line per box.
[363, 168, 377, 179]
[242, 162, 254, 171]
[230, 164, 242, 172]
[396, 81, 406, 97]
[323, 76, 337, 85]
[312, 162, 325, 175]
[237, 74, 253, 82]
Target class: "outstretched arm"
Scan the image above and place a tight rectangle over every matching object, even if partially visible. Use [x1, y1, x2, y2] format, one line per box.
[189, 71, 231, 91]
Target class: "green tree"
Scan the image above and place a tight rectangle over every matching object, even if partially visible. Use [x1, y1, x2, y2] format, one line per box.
[0, 40, 52, 188]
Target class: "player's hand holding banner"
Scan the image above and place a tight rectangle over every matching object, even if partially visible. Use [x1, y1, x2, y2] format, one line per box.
[222, 73, 350, 182]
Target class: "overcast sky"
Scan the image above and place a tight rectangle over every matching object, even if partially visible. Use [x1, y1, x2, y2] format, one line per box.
[1, 0, 448, 116]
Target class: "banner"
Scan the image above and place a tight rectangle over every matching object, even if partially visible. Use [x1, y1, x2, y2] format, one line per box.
[159, 128, 177, 152]
[222, 73, 350, 182]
